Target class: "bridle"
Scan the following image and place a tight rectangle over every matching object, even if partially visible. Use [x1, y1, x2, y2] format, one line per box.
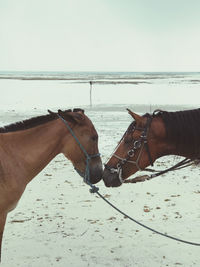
[105, 114, 154, 184]
[57, 113, 100, 192]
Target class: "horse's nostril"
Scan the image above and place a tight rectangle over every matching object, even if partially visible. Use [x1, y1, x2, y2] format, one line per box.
[102, 170, 114, 187]
[102, 169, 122, 187]
[102, 172, 109, 186]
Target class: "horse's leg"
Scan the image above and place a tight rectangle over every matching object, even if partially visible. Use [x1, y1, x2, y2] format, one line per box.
[0, 213, 7, 262]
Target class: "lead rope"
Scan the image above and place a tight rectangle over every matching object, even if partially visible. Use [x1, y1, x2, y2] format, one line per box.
[94, 190, 200, 246]
[58, 114, 200, 246]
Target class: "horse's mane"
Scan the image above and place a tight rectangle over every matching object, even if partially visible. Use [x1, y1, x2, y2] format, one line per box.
[153, 108, 200, 158]
[0, 108, 84, 133]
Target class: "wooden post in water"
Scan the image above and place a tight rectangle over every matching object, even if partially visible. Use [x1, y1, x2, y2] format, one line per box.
[89, 81, 92, 108]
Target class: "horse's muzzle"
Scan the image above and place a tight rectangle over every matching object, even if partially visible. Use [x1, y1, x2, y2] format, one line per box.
[102, 169, 122, 187]
[74, 160, 103, 184]
[90, 164, 103, 184]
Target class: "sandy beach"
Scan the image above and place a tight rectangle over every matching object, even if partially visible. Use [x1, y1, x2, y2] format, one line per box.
[0, 105, 199, 267]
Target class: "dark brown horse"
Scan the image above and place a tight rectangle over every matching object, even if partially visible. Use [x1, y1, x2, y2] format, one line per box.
[0, 108, 102, 261]
[103, 108, 200, 187]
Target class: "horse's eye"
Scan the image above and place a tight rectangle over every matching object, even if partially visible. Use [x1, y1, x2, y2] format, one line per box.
[91, 136, 98, 142]
[124, 136, 132, 144]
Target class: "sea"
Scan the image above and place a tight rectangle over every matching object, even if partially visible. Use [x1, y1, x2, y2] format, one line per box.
[0, 71, 200, 112]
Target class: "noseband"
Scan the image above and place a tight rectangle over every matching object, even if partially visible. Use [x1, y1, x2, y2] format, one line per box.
[105, 114, 154, 184]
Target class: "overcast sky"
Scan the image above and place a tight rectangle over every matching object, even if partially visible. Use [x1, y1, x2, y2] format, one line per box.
[0, 0, 200, 72]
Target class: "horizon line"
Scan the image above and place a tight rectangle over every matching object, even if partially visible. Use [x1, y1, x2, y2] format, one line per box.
[0, 70, 200, 73]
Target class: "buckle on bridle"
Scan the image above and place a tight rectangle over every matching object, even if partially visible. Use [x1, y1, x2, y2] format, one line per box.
[134, 140, 142, 149]
[128, 149, 135, 157]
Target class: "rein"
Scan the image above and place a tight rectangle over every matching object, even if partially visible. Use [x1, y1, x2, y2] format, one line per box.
[58, 114, 200, 247]
[124, 157, 194, 183]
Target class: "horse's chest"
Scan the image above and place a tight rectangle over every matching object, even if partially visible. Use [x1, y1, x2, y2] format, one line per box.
[0, 179, 25, 213]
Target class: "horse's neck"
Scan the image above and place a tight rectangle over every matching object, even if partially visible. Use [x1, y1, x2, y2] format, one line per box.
[1, 119, 66, 185]
[150, 117, 177, 159]
[151, 117, 191, 159]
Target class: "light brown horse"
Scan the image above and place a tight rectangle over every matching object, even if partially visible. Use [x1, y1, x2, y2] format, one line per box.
[103, 108, 200, 187]
[0, 108, 102, 260]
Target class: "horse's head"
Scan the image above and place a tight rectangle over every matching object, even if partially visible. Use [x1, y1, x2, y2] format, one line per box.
[103, 109, 166, 187]
[57, 109, 102, 184]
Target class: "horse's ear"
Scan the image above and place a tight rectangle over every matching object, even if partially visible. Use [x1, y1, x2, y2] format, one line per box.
[73, 108, 84, 114]
[58, 109, 84, 124]
[127, 109, 143, 124]
[48, 109, 55, 115]
[66, 112, 84, 124]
